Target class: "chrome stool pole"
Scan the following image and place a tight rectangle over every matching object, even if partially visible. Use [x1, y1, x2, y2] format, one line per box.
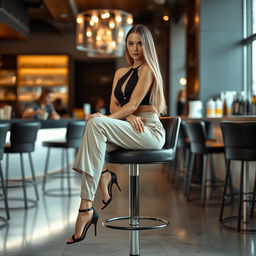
[129, 164, 140, 256]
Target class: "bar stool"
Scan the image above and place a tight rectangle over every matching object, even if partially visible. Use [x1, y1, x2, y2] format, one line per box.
[0, 124, 10, 227]
[185, 120, 225, 208]
[174, 120, 190, 190]
[220, 121, 256, 232]
[103, 117, 181, 256]
[42, 121, 85, 196]
[175, 121, 213, 193]
[4, 122, 41, 209]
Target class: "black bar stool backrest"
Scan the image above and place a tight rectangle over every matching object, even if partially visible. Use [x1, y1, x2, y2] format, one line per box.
[65, 121, 85, 147]
[185, 121, 207, 154]
[161, 117, 181, 150]
[10, 122, 41, 153]
[221, 121, 256, 161]
[0, 124, 9, 160]
[177, 120, 188, 148]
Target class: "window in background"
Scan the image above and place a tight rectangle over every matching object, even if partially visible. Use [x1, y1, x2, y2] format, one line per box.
[253, 0, 256, 33]
[253, 0, 256, 91]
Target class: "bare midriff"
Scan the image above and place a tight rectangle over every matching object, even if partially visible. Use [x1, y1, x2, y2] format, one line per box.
[133, 105, 157, 115]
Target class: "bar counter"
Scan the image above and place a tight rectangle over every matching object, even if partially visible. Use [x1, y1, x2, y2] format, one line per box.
[0, 118, 81, 129]
[182, 115, 256, 122]
[1, 118, 86, 179]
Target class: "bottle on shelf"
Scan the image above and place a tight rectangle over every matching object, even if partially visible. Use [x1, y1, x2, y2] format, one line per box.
[206, 98, 215, 117]
[232, 93, 241, 115]
[244, 92, 252, 115]
[215, 98, 223, 117]
[252, 92, 256, 115]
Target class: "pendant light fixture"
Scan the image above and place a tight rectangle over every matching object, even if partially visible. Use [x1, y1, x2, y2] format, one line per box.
[76, 9, 133, 58]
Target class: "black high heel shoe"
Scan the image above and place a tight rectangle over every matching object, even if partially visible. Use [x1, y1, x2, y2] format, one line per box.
[66, 207, 99, 244]
[101, 169, 122, 210]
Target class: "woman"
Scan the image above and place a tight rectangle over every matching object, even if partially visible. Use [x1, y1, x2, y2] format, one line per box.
[22, 88, 60, 120]
[67, 24, 167, 244]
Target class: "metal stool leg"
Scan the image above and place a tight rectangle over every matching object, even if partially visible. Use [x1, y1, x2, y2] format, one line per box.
[200, 154, 208, 208]
[183, 150, 191, 196]
[250, 167, 256, 217]
[219, 159, 231, 224]
[66, 149, 71, 196]
[28, 153, 39, 201]
[20, 153, 28, 209]
[5, 154, 9, 200]
[186, 153, 195, 200]
[42, 148, 51, 192]
[238, 161, 244, 232]
[0, 163, 10, 220]
[129, 164, 140, 256]
[61, 149, 65, 190]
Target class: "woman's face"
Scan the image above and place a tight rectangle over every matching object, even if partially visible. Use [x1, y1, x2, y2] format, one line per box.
[126, 32, 144, 62]
[44, 93, 54, 105]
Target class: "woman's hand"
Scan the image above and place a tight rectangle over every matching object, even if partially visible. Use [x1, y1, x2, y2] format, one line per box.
[36, 109, 46, 116]
[87, 112, 108, 121]
[126, 114, 146, 133]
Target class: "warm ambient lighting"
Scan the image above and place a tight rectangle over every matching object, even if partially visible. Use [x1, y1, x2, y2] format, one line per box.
[180, 78, 187, 86]
[163, 15, 169, 21]
[76, 9, 133, 57]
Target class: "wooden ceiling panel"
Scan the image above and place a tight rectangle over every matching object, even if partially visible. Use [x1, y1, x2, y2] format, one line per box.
[43, 0, 74, 22]
[0, 23, 27, 40]
[75, 0, 151, 13]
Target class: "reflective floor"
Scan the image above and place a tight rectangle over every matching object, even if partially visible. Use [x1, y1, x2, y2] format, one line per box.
[0, 163, 256, 256]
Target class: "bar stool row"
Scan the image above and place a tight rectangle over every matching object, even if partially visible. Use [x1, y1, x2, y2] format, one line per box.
[175, 119, 256, 232]
[0, 121, 85, 227]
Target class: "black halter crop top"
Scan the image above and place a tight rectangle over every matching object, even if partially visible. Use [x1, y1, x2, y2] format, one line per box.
[114, 64, 151, 107]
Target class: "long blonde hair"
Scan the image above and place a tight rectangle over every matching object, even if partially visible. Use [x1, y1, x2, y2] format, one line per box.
[125, 24, 167, 115]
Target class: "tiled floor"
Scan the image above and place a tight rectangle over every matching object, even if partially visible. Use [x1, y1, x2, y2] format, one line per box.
[0, 163, 256, 256]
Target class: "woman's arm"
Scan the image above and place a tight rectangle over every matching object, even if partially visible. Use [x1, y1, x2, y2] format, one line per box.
[22, 108, 45, 119]
[109, 65, 153, 119]
[50, 111, 60, 120]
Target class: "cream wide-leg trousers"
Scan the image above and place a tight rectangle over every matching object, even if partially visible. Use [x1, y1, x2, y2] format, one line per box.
[73, 112, 166, 201]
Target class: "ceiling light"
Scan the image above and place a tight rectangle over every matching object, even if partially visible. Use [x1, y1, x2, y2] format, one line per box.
[76, 9, 133, 58]
[163, 15, 169, 21]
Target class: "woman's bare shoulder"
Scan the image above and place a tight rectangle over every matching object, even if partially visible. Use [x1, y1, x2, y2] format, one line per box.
[139, 64, 153, 77]
[115, 67, 130, 79]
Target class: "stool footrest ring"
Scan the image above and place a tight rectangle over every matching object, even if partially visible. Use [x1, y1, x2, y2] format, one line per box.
[43, 187, 80, 197]
[103, 216, 169, 231]
[0, 197, 38, 210]
[220, 216, 256, 232]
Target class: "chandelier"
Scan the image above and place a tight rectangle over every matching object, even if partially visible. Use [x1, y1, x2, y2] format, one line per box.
[76, 9, 133, 58]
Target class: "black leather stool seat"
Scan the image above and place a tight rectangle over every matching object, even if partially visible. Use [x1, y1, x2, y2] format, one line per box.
[42, 140, 78, 148]
[105, 148, 176, 164]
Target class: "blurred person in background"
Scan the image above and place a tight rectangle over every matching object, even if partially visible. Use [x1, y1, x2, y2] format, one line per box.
[176, 87, 186, 116]
[22, 88, 60, 120]
[53, 97, 69, 118]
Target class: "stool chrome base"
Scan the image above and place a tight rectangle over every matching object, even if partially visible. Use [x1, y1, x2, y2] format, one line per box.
[103, 164, 169, 256]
